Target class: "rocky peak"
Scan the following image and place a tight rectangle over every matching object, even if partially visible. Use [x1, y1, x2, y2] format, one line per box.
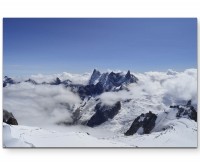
[87, 101, 121, 127]
[90, 69, 138, 89]
[56, 77, 61, 84]
[125, 111, 157, 136]
[108, 72, 122, 83]
[125, 70, 131, 79]
[89, 69, 101, 85]
[170, 100, 197, 122]
[78, 82, 104, 99]
[3, 110, 18, 125]
[50, 77, 61, 85]
[125, 70, 138, 84]
[25, 79, 38, 85]
[3, 76, 16, 87]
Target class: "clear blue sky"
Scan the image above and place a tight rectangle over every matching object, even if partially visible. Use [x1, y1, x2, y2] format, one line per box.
[3, 18, 197, 76]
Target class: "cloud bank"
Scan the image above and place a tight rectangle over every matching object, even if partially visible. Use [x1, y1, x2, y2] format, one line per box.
[29, 72, 91, 85]
[3, 83, 81, 127]
[99, 69, 197, 106]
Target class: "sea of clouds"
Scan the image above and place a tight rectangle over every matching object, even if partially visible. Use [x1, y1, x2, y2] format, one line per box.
[99, 68, 197, 106]
[3, 83, 81, 126]
[3, 68, 197, 127]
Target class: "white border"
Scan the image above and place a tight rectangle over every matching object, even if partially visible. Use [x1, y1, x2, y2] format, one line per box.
[0, 0, 199, 165]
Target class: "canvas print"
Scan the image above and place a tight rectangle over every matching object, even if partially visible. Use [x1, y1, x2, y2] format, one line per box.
[3, 18, 197, 148]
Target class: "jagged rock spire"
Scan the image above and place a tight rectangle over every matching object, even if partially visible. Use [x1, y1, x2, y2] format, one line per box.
[89, 69, 101, 85]
[125, 70, 131, 79]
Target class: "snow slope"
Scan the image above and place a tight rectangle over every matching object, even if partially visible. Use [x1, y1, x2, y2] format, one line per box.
[3, 123, 130, 147]
[3, 118, 197, 148]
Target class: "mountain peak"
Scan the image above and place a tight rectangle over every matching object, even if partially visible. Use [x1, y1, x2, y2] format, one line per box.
[89, 69, 101, 85]
[87, 69, 138, 93]
[125, 70, 131, 79]
[3, 76, 16, 87]
[25, 79, 38, 85]
[92, 69, 101, 75]
[50, 77, 61, 85]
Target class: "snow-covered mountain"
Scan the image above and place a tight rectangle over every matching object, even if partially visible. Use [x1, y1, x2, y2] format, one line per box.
[3, 68, 197, 147]
[89, 69, 138, 90]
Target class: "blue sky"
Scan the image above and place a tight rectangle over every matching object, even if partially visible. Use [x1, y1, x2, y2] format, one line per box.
[3, 18, 197, 76]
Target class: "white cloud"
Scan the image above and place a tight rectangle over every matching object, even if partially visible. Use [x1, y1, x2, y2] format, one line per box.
[3, 83, 81, 127]
[29, 72, 91, 85]
[162, 69, 197, 104]
[99, 69, 197, 106]
[98, 90, 130, 106]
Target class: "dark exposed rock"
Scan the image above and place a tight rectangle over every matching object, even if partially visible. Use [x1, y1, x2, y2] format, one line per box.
[78, 82, 104, 99]
[42, 78, 72, 86]
[25, 79, 38, 85]
[89, 69, 101, 85]
[186, 100, 192, 106]
[50, 77, 61, 85]
[88, 69, 138, 91]
[3, 110, 14, 122]
[103, 71, 138, 91]
[125, 70, 131, 79]
[169, 105, 179, 108]
[125, 70, 137, 84]
[170, 100, 197, 122]
[125, 100, 197, 136]
[6, 117, 18, 125]
[125, 111, 157, 136]
[3, 76, 17, 87]
[77, 69, 138, 99]
[3, 110, 18, 125]
[87, 101, 121, 127]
